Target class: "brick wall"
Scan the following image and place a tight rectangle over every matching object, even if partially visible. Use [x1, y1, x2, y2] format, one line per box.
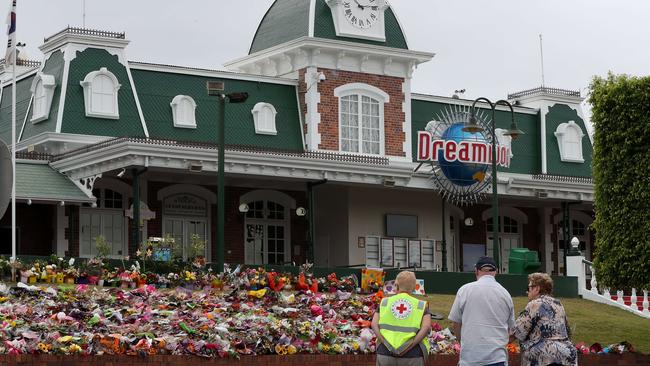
[298, 67, 406, 157]
[1, 354, 647, 366]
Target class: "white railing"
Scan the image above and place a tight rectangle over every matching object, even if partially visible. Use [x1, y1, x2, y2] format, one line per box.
[566, 255, 650, 319]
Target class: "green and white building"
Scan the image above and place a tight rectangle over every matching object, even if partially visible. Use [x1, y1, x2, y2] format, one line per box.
[0, 0, 594, 275]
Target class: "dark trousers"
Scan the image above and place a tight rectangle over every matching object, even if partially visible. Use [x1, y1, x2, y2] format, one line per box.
[484, 363, 505, 366]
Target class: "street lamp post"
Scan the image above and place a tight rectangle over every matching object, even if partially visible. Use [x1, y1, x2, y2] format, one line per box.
[208, 82, 249, 273]
[463, 98, 523, 271]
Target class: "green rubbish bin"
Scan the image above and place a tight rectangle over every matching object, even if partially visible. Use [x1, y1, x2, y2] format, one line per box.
[508, 248, 541, 274]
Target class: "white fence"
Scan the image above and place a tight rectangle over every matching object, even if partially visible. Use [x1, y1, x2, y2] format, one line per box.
[566, 255, 650, 319]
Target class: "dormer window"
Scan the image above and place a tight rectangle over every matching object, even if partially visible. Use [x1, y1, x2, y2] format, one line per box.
[171, 95, 197, 129]
[554, 121, 585, 163]
[334, 83, 389, 155]
[251, 102, 277, 135]
[30, 73, 56, 123]
[80, 67, 121, 119]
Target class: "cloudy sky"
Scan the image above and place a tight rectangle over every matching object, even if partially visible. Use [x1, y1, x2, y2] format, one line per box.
[10, 0, 650, 103]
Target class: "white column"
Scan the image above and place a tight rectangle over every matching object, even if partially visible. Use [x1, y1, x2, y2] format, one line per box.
[565, 255, 585, 296]
[631, 288, 638, 311]
[642, 290, 649, 315]
[56, 205, 69, 257]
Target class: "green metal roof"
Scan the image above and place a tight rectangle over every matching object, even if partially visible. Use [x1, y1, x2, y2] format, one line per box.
[61, 48, 146, 137]
[20, 50, 65, 140]
[15, 161, 93, 203]
[0, 74, 34, 144]
[545, 103, 593, 177]
[411, 99, 541, 175]
[250, 0, 311, 54]
[130, 68, 305, 151]
[250, 0, 408, 54]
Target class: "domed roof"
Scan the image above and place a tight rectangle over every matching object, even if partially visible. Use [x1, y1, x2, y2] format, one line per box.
[249, 0, 409, 54]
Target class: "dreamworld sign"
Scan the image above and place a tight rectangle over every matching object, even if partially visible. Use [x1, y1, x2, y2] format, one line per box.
[415, 106, 514, 205]
[416, 131, 511, 168]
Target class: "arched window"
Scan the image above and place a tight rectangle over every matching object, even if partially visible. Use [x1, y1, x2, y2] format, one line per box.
[251, 102, 277, 135]
[554, 121, 585, 163]
[80, 67, 121, 119]
[30, 73, 56, 123]
[334, 83, 389, 155]
[171, 95, 197, 128]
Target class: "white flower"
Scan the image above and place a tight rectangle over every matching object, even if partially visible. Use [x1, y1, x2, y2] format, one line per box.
[69, 258, 75, 267]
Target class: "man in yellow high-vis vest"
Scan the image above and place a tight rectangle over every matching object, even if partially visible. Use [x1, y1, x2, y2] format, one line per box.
[371, 271, 431, 366]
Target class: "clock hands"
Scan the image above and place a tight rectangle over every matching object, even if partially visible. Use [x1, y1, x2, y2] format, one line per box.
[353, 0, 365, 10]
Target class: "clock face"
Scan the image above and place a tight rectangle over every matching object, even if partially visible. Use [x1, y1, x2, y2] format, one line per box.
[342, 0, 380, 29]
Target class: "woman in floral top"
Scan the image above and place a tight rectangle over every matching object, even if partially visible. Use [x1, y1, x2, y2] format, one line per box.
[513, 273, 577, 366]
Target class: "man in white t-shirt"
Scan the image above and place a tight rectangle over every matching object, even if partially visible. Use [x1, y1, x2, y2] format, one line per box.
[448, 256, 515, 366]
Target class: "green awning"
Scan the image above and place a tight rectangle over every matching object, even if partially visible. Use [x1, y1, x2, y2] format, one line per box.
[15, 161, 94, 204]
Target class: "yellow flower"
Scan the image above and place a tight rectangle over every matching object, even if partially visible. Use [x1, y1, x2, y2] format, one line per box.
[332, 344, 342, 354]
[69, 344, 82, 353]
[321, 344, 330, 353]
[352, 342, 360, 351]
[287, 345, 297, 354]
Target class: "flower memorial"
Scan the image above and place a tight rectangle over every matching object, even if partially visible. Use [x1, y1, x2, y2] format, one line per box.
[0, 261, 638, 358]
[0, 266, 461, 357]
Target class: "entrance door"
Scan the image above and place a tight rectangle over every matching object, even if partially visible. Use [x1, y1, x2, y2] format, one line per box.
[164, 218, 207, 261]
[245, 222, 287, 265]
[80, 211, 125, 257]
[486, 216, 521, 272]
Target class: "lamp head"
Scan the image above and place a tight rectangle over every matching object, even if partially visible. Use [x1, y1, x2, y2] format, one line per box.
[227, 92, 249, 103]
[504, 121, 525, 140]
[462, 114, 485, 134]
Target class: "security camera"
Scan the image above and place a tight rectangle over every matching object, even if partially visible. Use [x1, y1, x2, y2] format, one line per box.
[117, 168, 126, 178]
[318, 72, 326, 82]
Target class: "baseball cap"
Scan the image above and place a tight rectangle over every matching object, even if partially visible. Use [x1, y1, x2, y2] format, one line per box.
[475, 256, 497, 271]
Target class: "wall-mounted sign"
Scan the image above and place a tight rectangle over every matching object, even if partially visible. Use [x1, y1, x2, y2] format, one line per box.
[416, 106, 513, 205]
[163, 194, 208, 217]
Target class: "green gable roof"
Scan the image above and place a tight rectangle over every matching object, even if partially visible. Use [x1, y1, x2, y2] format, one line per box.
[16, 161, 93, 203]
[0, 74, 34, 144]
[130, 67, 304, 151]
[250, 0, 408, 54]
[20, 50, 65, 140]
[411, 98, 541, 175]
[545, 103, 593, 177]
[61, 48, 146, 137]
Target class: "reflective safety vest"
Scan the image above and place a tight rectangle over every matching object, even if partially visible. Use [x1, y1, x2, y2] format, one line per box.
[378, 292, 430, 356]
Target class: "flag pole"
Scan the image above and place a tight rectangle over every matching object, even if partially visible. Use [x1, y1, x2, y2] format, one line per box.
[8, 0, 16, 263]
[10, 31, 15, 263]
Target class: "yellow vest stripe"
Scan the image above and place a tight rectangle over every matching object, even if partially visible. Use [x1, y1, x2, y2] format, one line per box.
[379, 324, 420, 333]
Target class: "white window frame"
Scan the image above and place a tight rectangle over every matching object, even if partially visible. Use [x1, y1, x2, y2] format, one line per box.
[554, 120, 585, 163]
[334, 83, 389, 156]
[251, 102, 278, 135]
[80, 67, 121, 119]
[170, 95, 197, 129]
[30, 73, 56, 123]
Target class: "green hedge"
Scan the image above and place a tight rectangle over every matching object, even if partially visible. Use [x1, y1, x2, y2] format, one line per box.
[590, 73, 650, 290]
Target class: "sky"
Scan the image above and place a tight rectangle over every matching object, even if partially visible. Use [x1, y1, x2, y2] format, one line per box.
[8, 0, 650, 107]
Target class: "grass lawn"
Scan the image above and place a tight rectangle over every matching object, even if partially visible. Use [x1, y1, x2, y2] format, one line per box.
[424, 295, 650, 354]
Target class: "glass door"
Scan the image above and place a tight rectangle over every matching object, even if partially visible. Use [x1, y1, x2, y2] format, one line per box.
[164, 218, 207, 261]
[80, 211, 125, 257]
[245, 223, 287, 265]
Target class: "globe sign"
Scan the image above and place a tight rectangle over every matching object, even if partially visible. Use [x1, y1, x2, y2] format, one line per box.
[438, 122, 488, 187]
[417, 105, 497, 205]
